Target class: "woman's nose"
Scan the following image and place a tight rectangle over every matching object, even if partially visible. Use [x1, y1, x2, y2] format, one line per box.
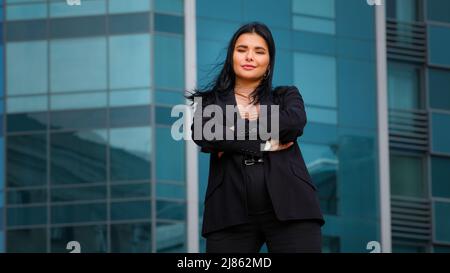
[245, 51, 254, 61]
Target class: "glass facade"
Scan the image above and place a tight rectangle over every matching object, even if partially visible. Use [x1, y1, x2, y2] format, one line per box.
[0, 0, 449, 253]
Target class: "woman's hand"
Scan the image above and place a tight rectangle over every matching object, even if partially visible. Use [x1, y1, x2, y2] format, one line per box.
[268, 139, 294, 152]
[237, 103, 260, 121]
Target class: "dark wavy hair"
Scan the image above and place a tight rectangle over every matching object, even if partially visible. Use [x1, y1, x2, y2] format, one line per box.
[185, 21, 276, 105]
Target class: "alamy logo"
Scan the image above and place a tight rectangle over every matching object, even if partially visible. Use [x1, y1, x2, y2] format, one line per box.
[366, 0, 383, 6]
[66, 241, 81, 253]
[66, 0, 81, 6]
[366, 241, 381, 253]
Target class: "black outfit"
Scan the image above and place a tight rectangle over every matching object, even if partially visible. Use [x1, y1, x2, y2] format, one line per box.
[191, 85, 325, 253]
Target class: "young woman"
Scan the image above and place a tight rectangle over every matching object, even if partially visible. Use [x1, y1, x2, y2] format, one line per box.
[186, 22, 324, 253]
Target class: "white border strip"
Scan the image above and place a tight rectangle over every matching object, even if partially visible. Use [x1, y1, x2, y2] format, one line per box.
[375, 0, 392, 253]
[184, 0, 199, 253]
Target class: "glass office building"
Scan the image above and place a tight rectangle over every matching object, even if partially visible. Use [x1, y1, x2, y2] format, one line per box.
[0, 0, 449, 253]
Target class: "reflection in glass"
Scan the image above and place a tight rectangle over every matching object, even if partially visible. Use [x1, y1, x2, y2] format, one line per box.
[388, 62, 421, 110]
[7, 228, 46, 253]
[390, 154, 426, 198]
[111, 222, 151, 253]
[156, 222, 186, 253]
[51, 130, 107, 185]
[111, 200, 151, 221]
[51, 225, 107, 253]
[7, 134, 47, 188]
[301, 143, 338, 215]
[110, 127, 151, 181]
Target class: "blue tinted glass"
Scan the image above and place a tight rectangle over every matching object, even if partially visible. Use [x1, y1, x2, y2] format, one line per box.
[155, 0, 183, 14]
[7, 188, 47, 205]
[156, 182, 185, 199]
[7, 112, 47, 133]
[109, 0, 151, 14]
[428, 25, 450, 67]
[110, 127, 151, 181]
[431, 113, 450, 154]
[390, 154, 426, 198]
[111, 182, 151, 199]
[50, 16, 106, 39]
[301, 143, 338, 215]
[7, 41, 47, 95]
[156, 126, 185, 181]
[292, 0, 335, 18]
[50, 37, 107, 93]
[109, 106, 150, 127]
[427, 0, 450, 23]
[111, 222, 151, 253]
[109, 34, 151, 89]
[51, 130, 107, 185]
[156, 200, 185, 220]
[431, 156, 450, 198]
[50, 92, 107, 110]
[7, 134, 47, 188]
[156, 221, 186, 252]
[154, 13, 184, 34]
[196, 18, 240, 42]
[434, 201, 450, 242]
[7, 206, 47, 227]
[388, 62, 421, 110]
[51, 225, 107, 253]
[243, 0, 291, 28]
[7, 95, 48, 114]
[306, 106, 337, 125]
[386, 0, 420, 22]
[429, 68, 450, 111]
[6, 19, 47, 41]
[6, 228, 46, 253]
[50, 109, 107, 130]
[111, 200, 151, 221]
[196, 0, 242, 21]
[109, 12, 150, 35]
[51, 185, 107, 202]
[292, 30, 336, 55]
[51, 202, 107, 224]
[294, 52, 336, 108]
[156, 105, 178, 125]
[110, 89, 152, 107]
[154, 34, 184, 89]
[293, 15, 335, 35]
[155, 90, 184, 105]
[335, 0, 374, 40]
[6, 3, 47, 20]
[50, 0, 106, 17]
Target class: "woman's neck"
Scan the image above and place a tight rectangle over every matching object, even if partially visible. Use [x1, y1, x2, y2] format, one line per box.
[234, 80, 260, 98]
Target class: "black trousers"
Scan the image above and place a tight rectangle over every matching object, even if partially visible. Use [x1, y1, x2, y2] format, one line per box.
[206, 162, 322, 253]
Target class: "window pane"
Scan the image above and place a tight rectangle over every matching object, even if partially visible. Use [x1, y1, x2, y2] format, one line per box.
[431, 156, 450, 198]
[7, 41, 48, 95]
[7, 112, 47, 133]
[7, 134, 47, 188]
[51, 185, 107, 202]
[155, 0, 183, 15]
[110, 89, 152, 107]
[7, 95, 48, 113]
[390, 154, 426, 198]
[111, 200, 151, 221]
[7, 206, 47, 227]
[50, 15, 106, 39]
[51, 225, 107, 253]
[294, 52, 336, 108]
[388, 62, 421, 110]
[50, 37, 107, 93]
[109, 34, 151, 89]
[156, 126, 185, 181]
[156, 200, 185, 220]
[50, 0, 106, 17]
[429, 68, 450, 111]
[111, 182, 151, 199]
[51, 130, 107, 185]
[155, 105, 178, 125]
[51, 202, 107, 224]
[322, 236, 340, 253]
[155, 90, 184, 105]
[109, 106, 150, 127]
[292, 0, 335, 18]
[109, 12, 150, 35]
[431, 113, 450, 154]
[292, 15, 335, 35]
[386, 0, 420, 22]
[7, 228, 46, 253]
[392, 244, 426, 253]
[111, 222, 151, 253]
[427, 0, 450, 23]
[428, 25, 450, 67]
[156, 222, 186, 253]
[301, 143, 338, 215]
[154, 34, 184, 89]
[6, 19, 47, 41]
[156, 182, 185, 199]
[6, 3, 47, 21]
[434, 201, 450, 242]
[109, 0, 151, 14]
[7, 188, 47, 205]
[110, 127, 151, 181]
[50, 92, 107, 110]
[154, 13, 184, 34]
[50, 109, 107, 130]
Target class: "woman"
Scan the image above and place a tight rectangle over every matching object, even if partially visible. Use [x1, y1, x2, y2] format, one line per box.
[186, 22, 324, 253]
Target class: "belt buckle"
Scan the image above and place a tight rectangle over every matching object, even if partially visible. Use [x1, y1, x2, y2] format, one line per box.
[244, 159, 255, 166]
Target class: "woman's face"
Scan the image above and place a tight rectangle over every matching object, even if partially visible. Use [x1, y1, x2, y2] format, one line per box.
[232, 33, 270, 84]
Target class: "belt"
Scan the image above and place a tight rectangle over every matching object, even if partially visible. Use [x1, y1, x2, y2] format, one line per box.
[243, 155, 264, 166]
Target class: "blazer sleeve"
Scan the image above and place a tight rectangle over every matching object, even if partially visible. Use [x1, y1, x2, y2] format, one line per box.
[271, 86, 307, 143]
[190, 95, 266, 157]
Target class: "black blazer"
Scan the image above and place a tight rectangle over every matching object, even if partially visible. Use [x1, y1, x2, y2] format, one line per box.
[191, 85, 325, 237]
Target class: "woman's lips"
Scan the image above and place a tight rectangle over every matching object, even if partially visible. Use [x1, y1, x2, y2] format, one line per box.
[241, 65, 256, 70]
